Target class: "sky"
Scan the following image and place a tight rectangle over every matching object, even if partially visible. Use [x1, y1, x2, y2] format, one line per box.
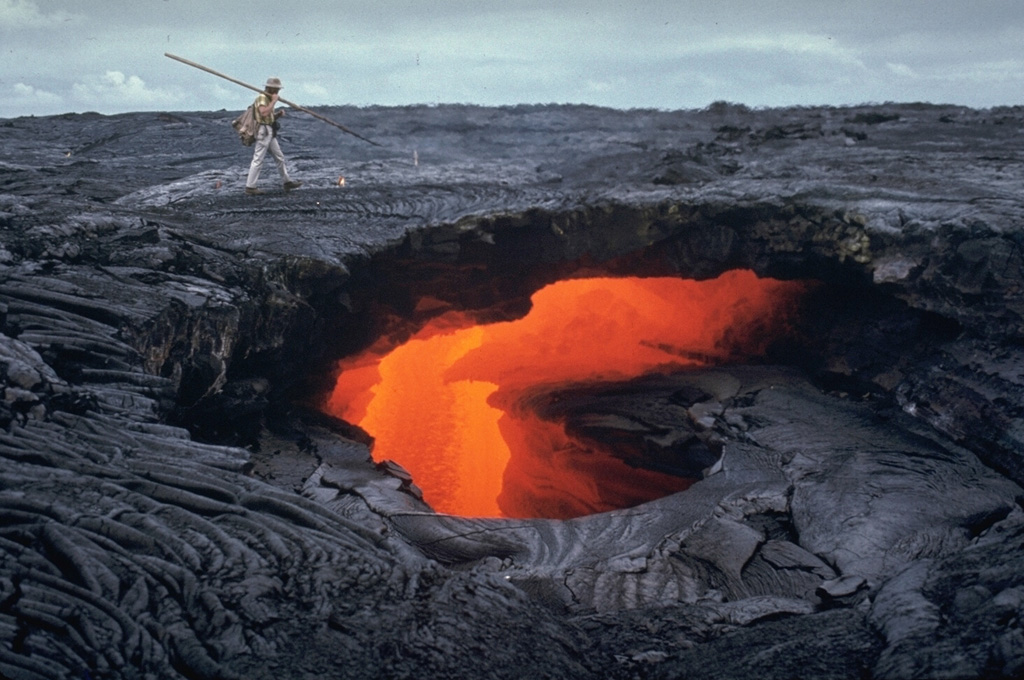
[2, 0, 1022, 118]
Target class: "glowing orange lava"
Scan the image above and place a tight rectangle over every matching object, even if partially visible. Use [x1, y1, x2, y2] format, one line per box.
[325, 271, 808, 518]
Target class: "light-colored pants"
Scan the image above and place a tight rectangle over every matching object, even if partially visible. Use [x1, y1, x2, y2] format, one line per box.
[246, 125, 292, 188]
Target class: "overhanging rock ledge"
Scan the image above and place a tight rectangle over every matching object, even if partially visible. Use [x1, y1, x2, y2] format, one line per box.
[0, 103, 1022, 679]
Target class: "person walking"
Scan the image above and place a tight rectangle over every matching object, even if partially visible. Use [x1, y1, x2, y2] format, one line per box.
[245, 77, 302, 195]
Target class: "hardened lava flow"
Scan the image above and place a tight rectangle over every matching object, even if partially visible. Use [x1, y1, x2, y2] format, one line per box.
[2, 103, 1023, 680]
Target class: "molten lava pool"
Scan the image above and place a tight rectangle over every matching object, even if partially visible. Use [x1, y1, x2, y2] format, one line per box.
[325, 271, 809, 519]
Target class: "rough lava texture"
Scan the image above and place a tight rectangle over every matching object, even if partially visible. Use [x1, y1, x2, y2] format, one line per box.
[0, 102, 1023, 679]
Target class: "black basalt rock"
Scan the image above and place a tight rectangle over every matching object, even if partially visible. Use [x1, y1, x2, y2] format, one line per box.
[0, 102, 1023, 679]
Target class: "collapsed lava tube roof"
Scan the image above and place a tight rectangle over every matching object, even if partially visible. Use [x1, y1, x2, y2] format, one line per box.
[327, 271, 811, 517]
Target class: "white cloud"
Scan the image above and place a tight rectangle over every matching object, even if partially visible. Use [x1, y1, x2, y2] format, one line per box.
[298, 83, 330, 102]
[940, 59, 1024, 83]
[8, 82, 63, 116]
[13, 81, 61, 103]
[680, 32, 867, 70]
[71, 71, 179, 112]
[887, 63, 918, 78]
[0, 0, 73, 29]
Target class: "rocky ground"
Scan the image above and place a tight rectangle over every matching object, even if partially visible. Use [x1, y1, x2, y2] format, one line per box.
[1, 101, 1023, 679]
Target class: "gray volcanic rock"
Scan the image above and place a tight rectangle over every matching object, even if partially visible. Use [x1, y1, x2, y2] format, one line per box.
[1, 102, 1023, 679]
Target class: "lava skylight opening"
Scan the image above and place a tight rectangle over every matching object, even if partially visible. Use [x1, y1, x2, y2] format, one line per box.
[324, 270, 810, 519]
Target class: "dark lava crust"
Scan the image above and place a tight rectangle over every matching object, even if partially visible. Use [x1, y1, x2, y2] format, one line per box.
[1, 102, 1023, 679]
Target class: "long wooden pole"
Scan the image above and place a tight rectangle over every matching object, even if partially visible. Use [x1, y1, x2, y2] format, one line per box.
[164, 52, 380, 147]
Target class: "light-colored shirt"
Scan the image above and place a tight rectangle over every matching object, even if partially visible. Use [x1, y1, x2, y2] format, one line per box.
[253, 93, 276, 125]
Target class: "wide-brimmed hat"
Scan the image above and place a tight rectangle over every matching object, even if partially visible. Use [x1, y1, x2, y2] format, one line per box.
[265, 77, 283, 89]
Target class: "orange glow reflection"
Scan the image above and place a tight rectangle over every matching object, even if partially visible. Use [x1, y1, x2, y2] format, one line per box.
[325, 271, 808, 518]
